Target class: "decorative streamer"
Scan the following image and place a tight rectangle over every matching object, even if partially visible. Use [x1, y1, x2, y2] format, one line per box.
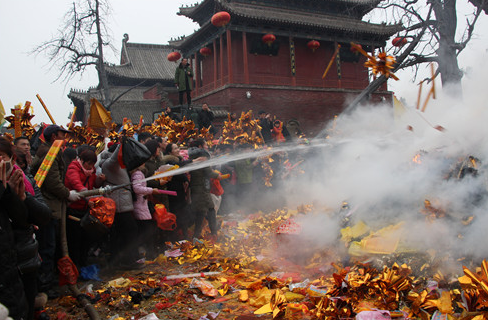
[36, 94, 56, 124]
[289, 39, 296, 76]
[335, 43, 342, 80]
[322, 44, 341, 79]
[13, 104, 22, 138]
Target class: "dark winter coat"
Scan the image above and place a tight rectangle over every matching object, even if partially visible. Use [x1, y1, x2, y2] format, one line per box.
[31, 142, 70, 219]
[0, 185, 29, 320]
[166, 111, 182, 122]
[174, 63, 193, 92]
[162, 155, 190, 211]
[197, 109, 215, 130]
[15, 192, 52, 275]
[144, 157, 169, 209]
[259, 118, 273, 144]
[190, 167, 219, 210]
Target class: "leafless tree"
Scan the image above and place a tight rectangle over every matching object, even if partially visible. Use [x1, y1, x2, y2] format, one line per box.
[32, 0, 114, 107]
[374, 0, 485, 95]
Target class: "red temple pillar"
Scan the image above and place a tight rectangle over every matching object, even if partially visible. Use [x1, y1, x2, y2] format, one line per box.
[213, 40, 218, 90]
[371, 46, 376, 81]
[381, 46, 387, 90]
[242, 31, 249, 84]
[219, 34, 224, 86]
[194, 52, 199, 97]
[226, 29, 233, 84]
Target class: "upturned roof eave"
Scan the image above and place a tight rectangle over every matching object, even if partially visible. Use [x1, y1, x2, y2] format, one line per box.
[173, 16, 403, 54]
[177, 0, 386, 23]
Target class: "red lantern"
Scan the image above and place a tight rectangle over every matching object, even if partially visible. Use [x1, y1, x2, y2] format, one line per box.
[211, 11, 231, 27]
[199, 47, 212, 57]
[262, 33, 276, 46]
[392, 37, 408, 47]
[350, 44, 362, 53]
[307, 40, 320, 52]
[167, 51, 181, 62]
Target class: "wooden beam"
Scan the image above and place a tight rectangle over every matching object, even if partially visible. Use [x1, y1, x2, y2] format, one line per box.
[242, 31, 249, 84]
[219, 34, 224, 87]
[194, 52, 199, 97]
[213, 40, 217, 89]
[226, 29, 233, 84]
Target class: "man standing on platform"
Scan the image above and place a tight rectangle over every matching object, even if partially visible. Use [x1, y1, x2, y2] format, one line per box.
[175, 58, 193, 108]
[197, 102, 215, 134]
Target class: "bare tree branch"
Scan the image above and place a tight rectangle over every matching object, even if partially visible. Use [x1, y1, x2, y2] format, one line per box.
[370, 0, 483, 93]
[31, 0, 114, 105]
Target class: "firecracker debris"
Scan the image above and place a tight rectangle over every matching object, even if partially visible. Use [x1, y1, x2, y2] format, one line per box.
[42, 206, 488, 320]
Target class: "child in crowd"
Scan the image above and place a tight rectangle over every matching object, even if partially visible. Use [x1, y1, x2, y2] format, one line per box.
[130, 163, 160, 260]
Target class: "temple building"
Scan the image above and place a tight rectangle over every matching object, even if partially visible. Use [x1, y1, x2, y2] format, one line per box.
[172, 0, 402, 135]
[68, 34, 181, 124]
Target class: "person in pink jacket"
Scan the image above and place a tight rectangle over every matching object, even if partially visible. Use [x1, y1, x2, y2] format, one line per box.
[130, 163, 160, 260]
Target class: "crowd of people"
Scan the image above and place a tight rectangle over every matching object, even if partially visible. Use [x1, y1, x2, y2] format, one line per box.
[0, 107, 306, 320]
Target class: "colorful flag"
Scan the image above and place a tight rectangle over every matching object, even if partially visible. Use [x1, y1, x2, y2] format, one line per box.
[34, 140, 64, 187]
[88, 98, 112, 129]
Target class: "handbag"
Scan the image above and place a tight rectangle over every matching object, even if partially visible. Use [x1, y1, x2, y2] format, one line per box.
[121, 137, 152, 171]
[88, 196, 116, 227]
[153, 204, 177, 231]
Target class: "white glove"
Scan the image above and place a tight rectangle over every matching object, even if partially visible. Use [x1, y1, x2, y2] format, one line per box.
[0, 303, 10, 320]
[68, 190, 81, 202]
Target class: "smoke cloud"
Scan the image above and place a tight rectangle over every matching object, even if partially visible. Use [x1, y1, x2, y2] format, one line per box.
[265, 57, 488, 269]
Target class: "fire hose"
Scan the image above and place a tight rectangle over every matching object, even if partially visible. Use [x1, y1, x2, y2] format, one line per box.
[61, 184, 131, 320]
[60, 202, 101, 320]
[77, 184, 177, 198]
[63, 183, 178, 319]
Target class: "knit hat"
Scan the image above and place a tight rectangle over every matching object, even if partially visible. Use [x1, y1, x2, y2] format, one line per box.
[188, 147, 210, 160]
[144, 139, 160, 156]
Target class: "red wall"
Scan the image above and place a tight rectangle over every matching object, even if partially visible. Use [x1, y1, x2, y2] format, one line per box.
[195, 86, 392, 136]
[197, 31, 374, 94]
[192, 31, 392, 135]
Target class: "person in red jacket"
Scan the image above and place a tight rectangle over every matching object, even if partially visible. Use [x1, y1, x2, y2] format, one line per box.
[64, 149, 105, 268]
[271, 120, 286, 144]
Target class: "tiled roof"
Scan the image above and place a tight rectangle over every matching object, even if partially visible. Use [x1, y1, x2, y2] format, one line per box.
[179, 0, 384, 23]
[220, 1, 400, 36]
[104, 42, 179, 80]
[70, 86, 157, 102]
[178, 0, 382, 15]
[174, 2, 401, 52]
[110, 100, 163, 124]
[68, 86, 167, 124]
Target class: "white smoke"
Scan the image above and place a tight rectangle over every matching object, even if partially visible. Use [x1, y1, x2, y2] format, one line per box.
[280, 56, 488, 266]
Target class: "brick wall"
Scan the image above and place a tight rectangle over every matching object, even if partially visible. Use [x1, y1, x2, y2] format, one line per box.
[142, 86, 180, 107]
[194, 86, 392, 136]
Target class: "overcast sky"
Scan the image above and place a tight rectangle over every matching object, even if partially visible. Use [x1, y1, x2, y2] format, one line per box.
[0, 0, 487, 125]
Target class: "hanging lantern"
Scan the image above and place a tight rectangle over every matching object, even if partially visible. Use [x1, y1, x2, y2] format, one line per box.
[262, 33, 276, 47]
[392, 37, 408, 47]
[167, 51, 181, 62]
[350, 44, 362, 53]
[211, 11, 231, 27]
[307, 40, 320, 52]
[199, 47, 212, 57]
